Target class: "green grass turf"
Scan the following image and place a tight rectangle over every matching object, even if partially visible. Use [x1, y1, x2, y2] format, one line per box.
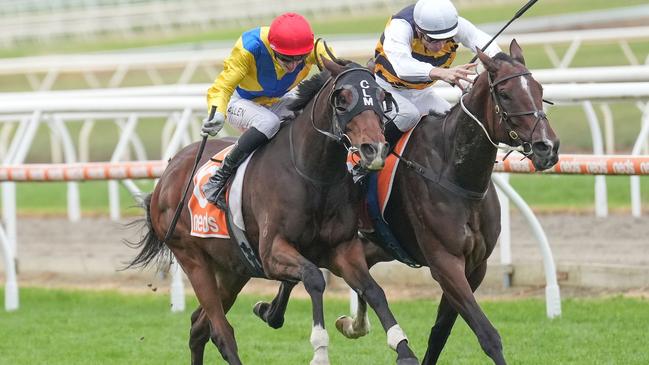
[0, 287, 648, 364]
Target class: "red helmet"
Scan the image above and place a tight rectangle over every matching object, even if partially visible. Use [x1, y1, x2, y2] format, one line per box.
[268, 13, 314, 56]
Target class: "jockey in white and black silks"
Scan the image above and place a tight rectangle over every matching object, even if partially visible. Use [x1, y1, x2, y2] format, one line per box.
[373, 0, 502, 148]
[201, 12, 332, 209]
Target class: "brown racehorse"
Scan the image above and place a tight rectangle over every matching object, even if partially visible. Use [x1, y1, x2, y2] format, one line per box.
[253, 40, 560, 365]
[126, 59, 420, 365]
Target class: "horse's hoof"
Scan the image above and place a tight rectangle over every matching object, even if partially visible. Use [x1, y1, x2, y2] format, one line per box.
[396, 357, 419, 365]
[253, 301, 284, 329]
[309, 358, 330, 365]
[253, 301, 269, 321]
[335, 315, 369, 339]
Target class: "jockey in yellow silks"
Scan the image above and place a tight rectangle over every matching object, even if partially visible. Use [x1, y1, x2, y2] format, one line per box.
[200, 12, 331, 209]
[373, 0, 501, 148]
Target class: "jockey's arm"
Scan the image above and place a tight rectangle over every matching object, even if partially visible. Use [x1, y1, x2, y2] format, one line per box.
[382, 18, 434, 82]
[455, 17, 502, 58]
[206, 37, 253, 116]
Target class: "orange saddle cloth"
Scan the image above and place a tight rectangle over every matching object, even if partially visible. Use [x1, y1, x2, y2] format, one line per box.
[188, 145, 234, 238]
[349, 129, 415, 228]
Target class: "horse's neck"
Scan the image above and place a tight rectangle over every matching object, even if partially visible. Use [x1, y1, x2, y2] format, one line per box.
[291, 103, 348, 184]
[442, 85, 498, 193]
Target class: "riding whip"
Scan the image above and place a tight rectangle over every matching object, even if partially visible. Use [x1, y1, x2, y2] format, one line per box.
[162, 106, 216, 243]
[469, 0, 538, 63]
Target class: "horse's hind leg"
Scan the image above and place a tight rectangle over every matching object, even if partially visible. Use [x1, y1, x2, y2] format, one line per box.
[189, 272, 249, 365]
[422, 262, 487, 365]
[331, 239, 418, 365]
[429, 252, 505, 365]
[189, 306, 210, 365]
[177, 250, 245, 365]
[253, 280, 296, 329]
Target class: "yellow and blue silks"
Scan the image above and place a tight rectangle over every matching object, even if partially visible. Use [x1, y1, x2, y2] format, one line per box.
[207, 26, 329, 115]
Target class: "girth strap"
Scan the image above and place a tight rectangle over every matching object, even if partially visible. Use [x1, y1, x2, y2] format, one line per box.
[225, 207, 266, 278]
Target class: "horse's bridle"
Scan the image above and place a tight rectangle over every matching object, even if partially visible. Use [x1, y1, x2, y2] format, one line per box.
[309, 67, 397, 154]
[289, 66, 395, 185]
[460, 69, 547, 156]
[488, 71, 547, 155]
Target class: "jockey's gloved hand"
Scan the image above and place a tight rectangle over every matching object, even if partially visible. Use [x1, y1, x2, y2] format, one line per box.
[201, 111, 225, 137]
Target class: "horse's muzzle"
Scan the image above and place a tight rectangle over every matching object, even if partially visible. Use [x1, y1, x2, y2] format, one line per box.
[531, 139, 560, 171]
[358, 142, 389, 171]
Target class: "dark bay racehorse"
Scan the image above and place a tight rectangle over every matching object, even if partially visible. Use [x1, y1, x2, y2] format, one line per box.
[255, 40, 560, 365]
[127, 59, 419, 365]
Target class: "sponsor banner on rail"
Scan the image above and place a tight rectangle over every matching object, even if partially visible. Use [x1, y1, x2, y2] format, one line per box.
[1, 154, 649, 182]
[494, 154, 649, 175]
[0, 161, 167, 181]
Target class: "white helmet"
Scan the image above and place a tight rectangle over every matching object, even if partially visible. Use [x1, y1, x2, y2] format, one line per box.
[413, 0, 459, 40]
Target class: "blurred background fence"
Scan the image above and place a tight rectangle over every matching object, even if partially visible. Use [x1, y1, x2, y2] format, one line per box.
[1, 0, 649, 314]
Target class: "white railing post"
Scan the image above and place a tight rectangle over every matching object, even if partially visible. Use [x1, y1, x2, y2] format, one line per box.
[2, 111, 42, 258]
[495, 173, 512, 288]
[51, 116, 81, 221]
[492, 174, 561, 319]
[170, 260, 186, 312]
[0, 224, 18, 311]
[582, 101, 608, 217]
[162, 108, 193, 160]
[630, 104, 649, 217]
[108, 114, 139, 220]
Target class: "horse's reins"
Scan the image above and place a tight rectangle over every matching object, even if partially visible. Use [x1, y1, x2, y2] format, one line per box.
[387, 69, 547, 201]
[460, 70, 546, 156]
[287, 68, 361, 186]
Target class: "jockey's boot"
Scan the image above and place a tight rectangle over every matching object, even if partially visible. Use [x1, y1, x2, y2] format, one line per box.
[384, 121, 404, 152]
[203, 127, 269, 210]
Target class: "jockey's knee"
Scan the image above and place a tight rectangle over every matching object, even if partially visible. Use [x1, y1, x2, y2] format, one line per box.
[392, 102, 420, 132]
[251, 114, 281, 139]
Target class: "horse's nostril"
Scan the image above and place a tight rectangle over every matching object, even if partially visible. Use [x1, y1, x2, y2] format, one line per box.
[532, 141, 552, 156]
[360, 144, 377, 158]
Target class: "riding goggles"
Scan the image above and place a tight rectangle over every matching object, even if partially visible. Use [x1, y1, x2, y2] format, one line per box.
[416, 27, 453, 44]
[274, 52, 309, 64]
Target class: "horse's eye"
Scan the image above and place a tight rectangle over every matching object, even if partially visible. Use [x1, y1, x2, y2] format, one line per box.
[498, 90, 510, 100]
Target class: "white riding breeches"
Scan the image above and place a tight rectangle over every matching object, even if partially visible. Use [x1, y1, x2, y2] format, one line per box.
[226, 89, 298, 139]
[377, 77, 452, 132]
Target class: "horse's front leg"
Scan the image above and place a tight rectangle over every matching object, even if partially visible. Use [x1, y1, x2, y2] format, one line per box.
[331, 238, 418, 365]
[261, 235, 329, 365]
[422, 262, 487, 364]
[427, 250, 505, 365]
[253, 280, 297, 329]
[335, 293, 370, 339]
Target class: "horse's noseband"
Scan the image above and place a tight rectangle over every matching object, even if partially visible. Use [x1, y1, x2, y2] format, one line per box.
[489, 71, 547, 155]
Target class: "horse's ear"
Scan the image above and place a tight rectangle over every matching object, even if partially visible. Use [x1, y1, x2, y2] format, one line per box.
[509, 39, 525, 66]
[476, 47, 497, 73]
[323, 57, 346, 76]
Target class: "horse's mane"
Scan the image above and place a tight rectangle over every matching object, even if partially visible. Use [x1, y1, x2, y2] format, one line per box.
[288, 61, 365, 112]
[288, 70, 331, 112]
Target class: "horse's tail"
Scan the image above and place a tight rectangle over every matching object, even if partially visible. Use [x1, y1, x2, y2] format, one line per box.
[122, 193, 170, 270]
